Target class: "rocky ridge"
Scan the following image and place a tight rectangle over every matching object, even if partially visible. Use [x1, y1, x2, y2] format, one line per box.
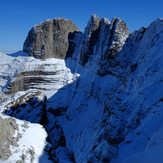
[0, 15, 162, 163]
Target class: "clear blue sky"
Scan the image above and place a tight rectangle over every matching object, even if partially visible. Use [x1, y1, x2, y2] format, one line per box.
[0, 0, 162, 53]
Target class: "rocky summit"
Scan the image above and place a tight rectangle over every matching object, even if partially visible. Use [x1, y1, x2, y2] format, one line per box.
[23, 18, 80, 59]
[0, 15, 163, 163]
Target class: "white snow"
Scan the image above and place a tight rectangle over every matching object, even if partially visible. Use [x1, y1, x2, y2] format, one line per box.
[0, 115, 51, 163]
[0, 51, 79, 100]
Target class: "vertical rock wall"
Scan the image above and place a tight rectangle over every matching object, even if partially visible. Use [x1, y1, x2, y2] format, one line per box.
[23, 18, 80, 59]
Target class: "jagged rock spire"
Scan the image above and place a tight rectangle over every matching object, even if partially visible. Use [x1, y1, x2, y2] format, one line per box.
[79, 14, 100, 65]
[77, 15, 129, 75]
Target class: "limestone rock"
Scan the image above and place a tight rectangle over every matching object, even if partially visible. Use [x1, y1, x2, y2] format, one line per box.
[0, 116, 18, 160]
[23, 18, 80, 59]
[4, 58, 75, 98]
[106, 17, 129, 56]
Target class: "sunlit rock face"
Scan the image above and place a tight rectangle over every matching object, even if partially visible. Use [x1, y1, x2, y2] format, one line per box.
[0, 116, 18, 160]
[23, 18, 80, 59]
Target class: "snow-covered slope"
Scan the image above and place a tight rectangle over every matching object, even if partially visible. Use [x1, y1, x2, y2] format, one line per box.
[0, 52, 78, 162]
[0, 16, 162, 162]
[55, 17, 163, 162]
[0, 113, 50, 163]
[0, 51, 28, 102]
[113, 18, 163, 163]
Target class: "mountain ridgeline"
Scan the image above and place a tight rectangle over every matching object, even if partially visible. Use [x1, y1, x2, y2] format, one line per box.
[23, 15, 129, 75]
[0, 15, 163, 163]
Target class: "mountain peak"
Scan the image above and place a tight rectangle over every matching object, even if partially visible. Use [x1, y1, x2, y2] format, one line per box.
[23, 18, 80, 59]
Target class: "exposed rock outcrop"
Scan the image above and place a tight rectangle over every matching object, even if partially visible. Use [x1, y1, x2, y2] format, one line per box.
[96, 17, 129, 75]
[0, 113, 48, 162]
[23, 18, 80, 59]
[4, 90, 47, 124]
[3, 90, 75, 162]
[59, 18, 163, 163]
[4, 58, 76, 98]
[0, 116, 18, 160]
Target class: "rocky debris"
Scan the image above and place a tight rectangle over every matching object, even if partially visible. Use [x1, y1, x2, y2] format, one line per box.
[23, 18, 80, 59]
[16, 146, 35, 163]
[0, 116, 19, 159]
[1, 118, 48, 163]
[3, 90, 45, 110]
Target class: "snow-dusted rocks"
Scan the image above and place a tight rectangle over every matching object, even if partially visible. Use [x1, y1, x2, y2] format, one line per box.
[0, 52, 78, 162]
[0, 115, 49, 163]
[23, 18, 80, 59]
[0, 16, 163, 163]
[58, 17, 163, 162]
[5, 57, 76, 98]
[0, 51, 29, 103]
[77, 15, 129, 76]
[4, 90, 47, 124]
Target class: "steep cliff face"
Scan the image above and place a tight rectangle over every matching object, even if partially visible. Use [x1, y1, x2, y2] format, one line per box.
[0, 16, 163, 163]
[78, 14, 100, 65]
[23, 18, 80, 59]
[59, 17, 163, 162]
[77, 15, 129, 76]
